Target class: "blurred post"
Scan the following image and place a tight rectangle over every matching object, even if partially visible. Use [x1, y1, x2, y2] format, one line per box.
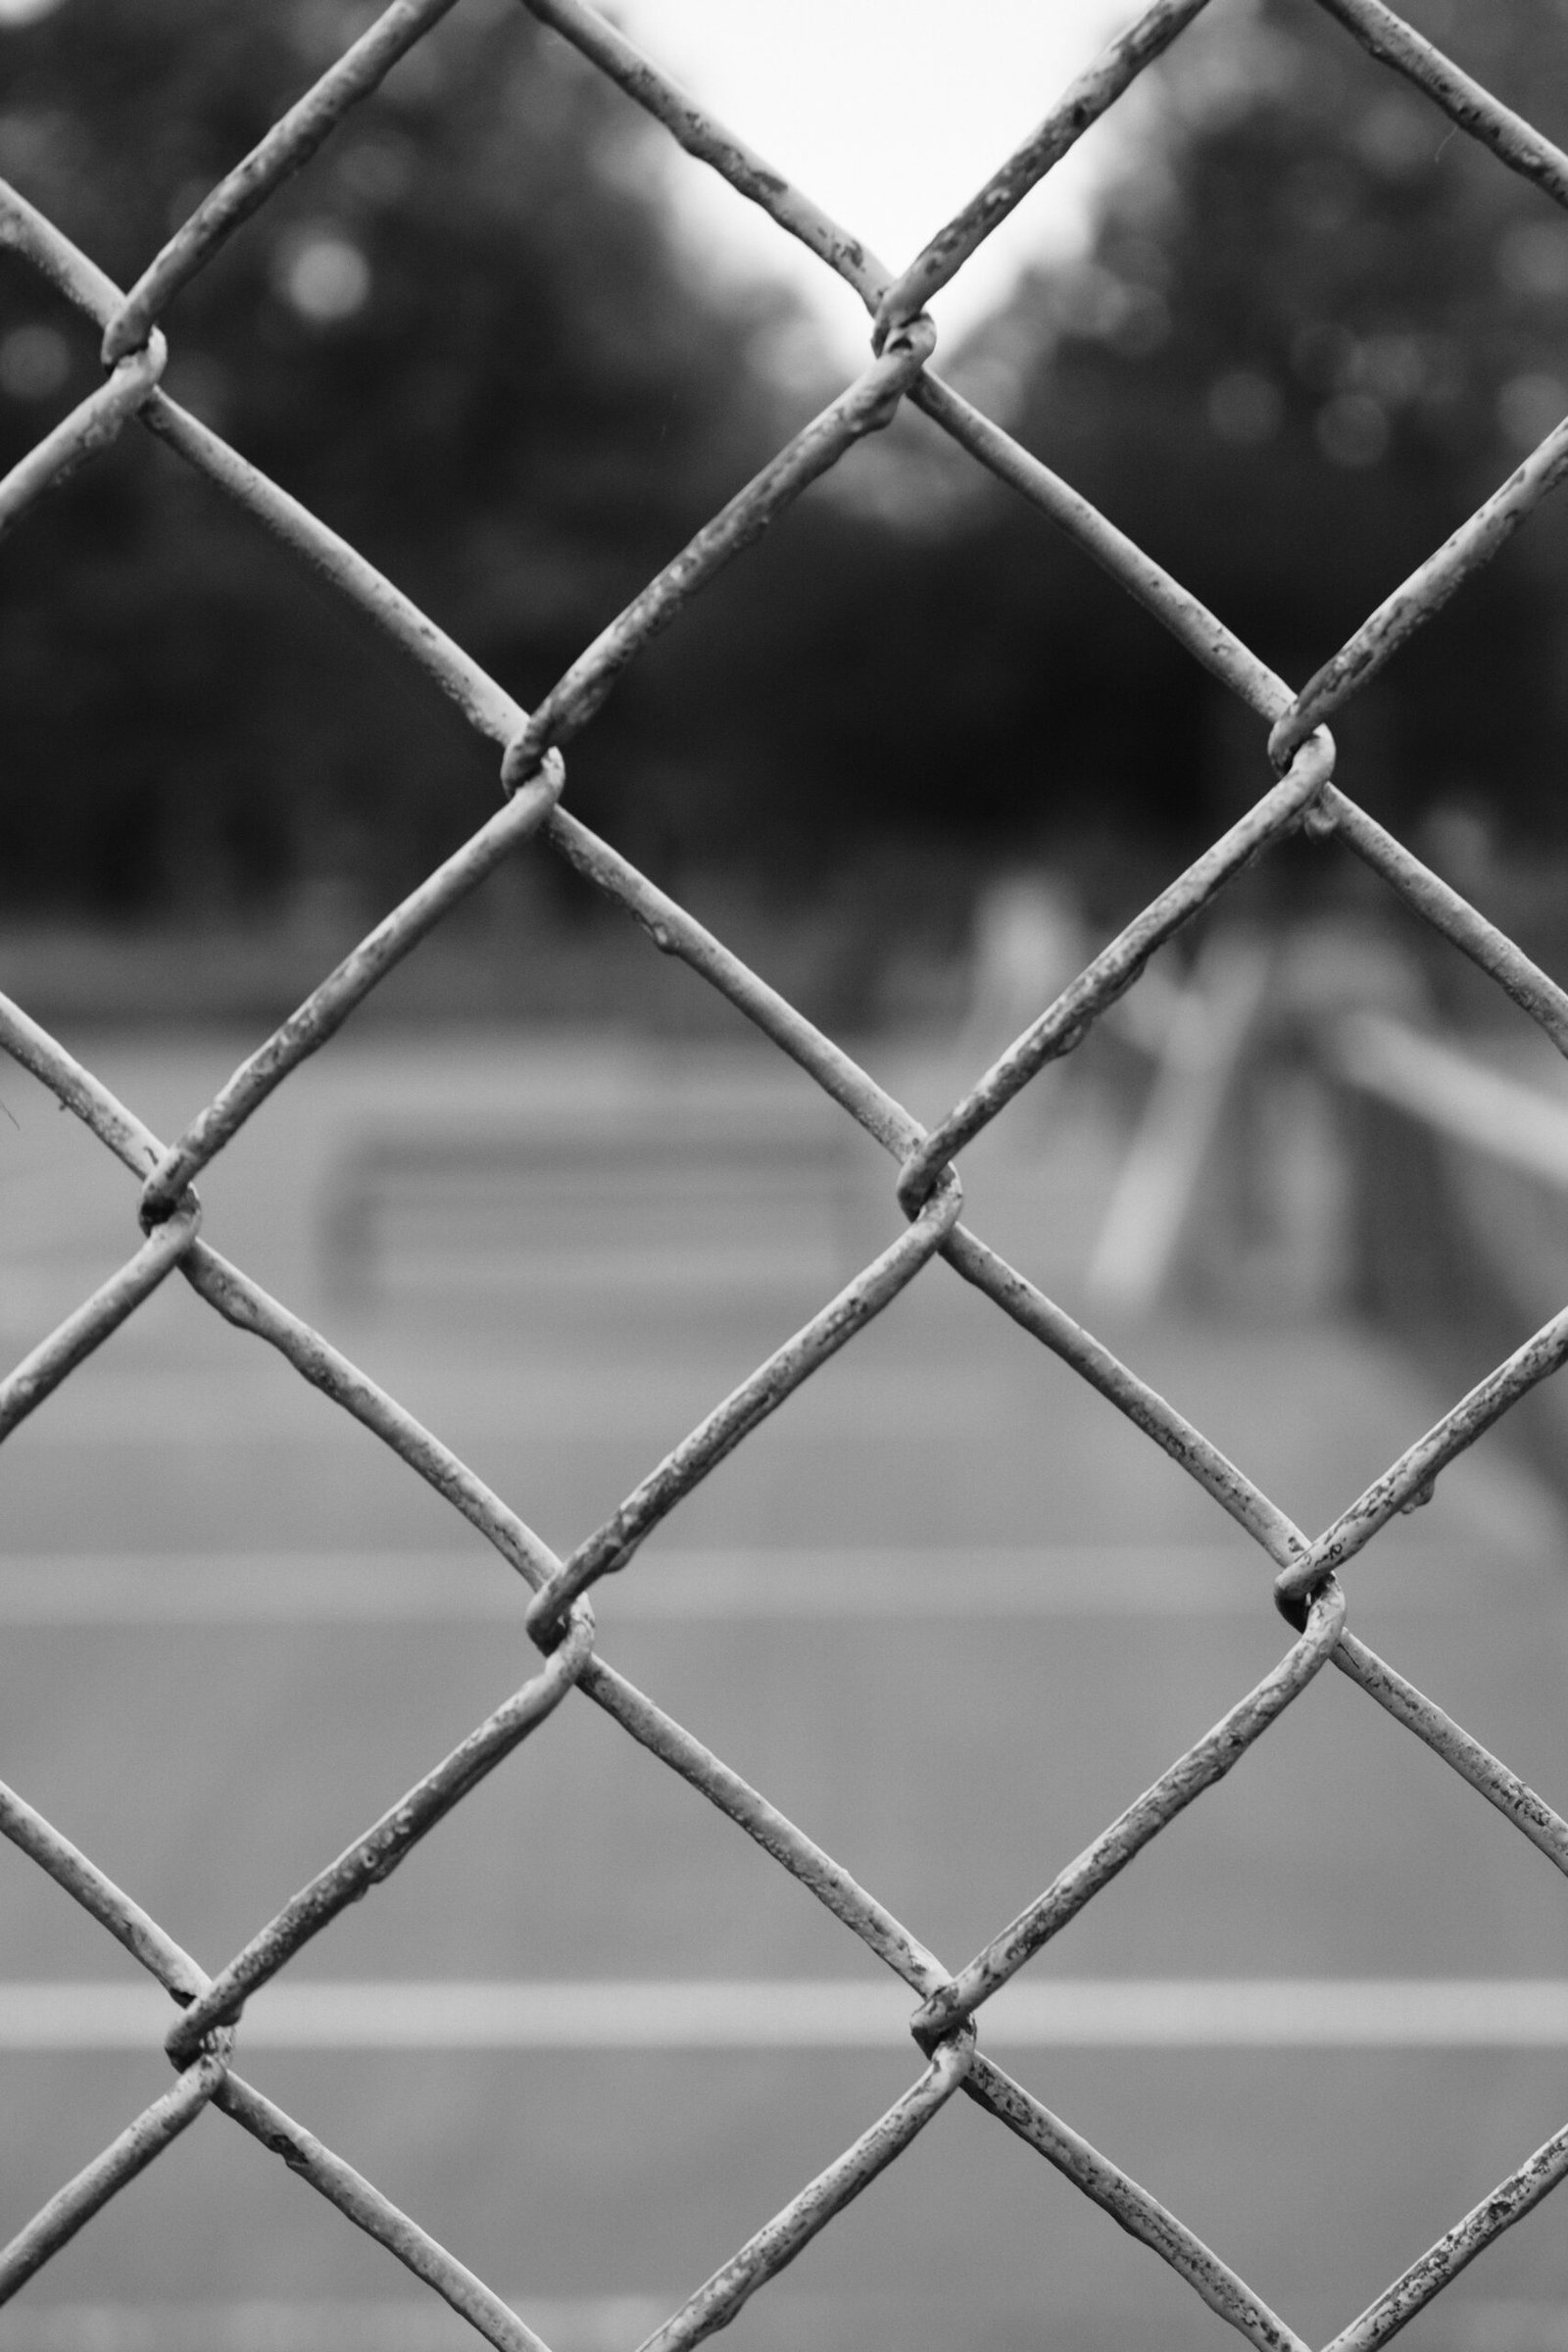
[1086, 932, 1272, 1312]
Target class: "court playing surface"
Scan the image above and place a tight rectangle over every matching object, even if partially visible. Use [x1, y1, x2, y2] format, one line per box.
[1, 1031, 1567, 2352]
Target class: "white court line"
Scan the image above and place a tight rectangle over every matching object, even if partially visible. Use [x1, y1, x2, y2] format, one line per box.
[0, 2292, 671, 2351]
[6, 1980, 1568, 2048]
[2, 1370, 1017, 1446]
[0, 1547, 1487, 1620]
[0, 2298, 1545, 2352]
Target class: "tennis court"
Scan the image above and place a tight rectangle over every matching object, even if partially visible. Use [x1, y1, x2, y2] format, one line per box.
[1, 1031, 1565, 2352]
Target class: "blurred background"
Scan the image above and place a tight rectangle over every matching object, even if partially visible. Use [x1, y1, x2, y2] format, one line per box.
[8, 1, 1568, 2349]
[6, 0, 1568, 1014]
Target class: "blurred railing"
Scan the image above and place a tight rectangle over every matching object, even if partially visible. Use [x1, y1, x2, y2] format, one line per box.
[9, 2, 1568, 2347]
[1333, 1011, 1568, 1185]
[1087, 972, 1568, 1315]
[1324, 1008, 1568, 1497]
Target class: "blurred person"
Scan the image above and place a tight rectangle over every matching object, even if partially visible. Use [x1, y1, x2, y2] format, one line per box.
[962, 866, 1090, 1063]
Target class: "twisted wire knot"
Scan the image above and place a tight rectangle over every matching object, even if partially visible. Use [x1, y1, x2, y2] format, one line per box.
[501, 735, 567, 802]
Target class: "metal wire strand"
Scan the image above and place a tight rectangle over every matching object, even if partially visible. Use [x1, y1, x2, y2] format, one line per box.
[0, 337, 165, 539]
[963, 2055, 1310, 2352]
[1331, 1633, 1568, 1879]
[0, 2058, 227, 2305]
[0, 1002, 951, 2004]
[529, 2, 1568, 850]
[0, 187, 524, 749]
[0, 1198, 201, 1444]
[526, 1169, 963, 1642]
[165, 1608, 596, 2065]
[897, 733, 1335, 1209]
[1276, 1299, 1568, 1606]
[0, 1778, 561, 2350]
[0, 1782, 207, 2001]
[1271, 416, 1568, 769]
[215, 2074, 557, 2352]
[8, 2, 1568, 2342]
[498, 322, 937, 792]
[1328, 790, 1568, 1057]
[1309, 0, 1568, 213]
[6, 743, 1560, 2352]
[638, 2034, 974, 2352]
[914, 1582, 1348, 2043]
[1323, 2112, 1568, 2352]
[874, 0, 1217, 336]
[139, 763, 564, 1223]
[101, 0, 465, 364]
[517, 0, 890, 307]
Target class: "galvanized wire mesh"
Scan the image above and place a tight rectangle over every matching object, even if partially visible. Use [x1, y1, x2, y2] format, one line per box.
[4, 2, 1568, 2345]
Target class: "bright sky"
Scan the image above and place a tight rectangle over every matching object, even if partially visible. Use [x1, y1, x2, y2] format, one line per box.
[0, 0, 1146, 362]
[615, 0, 1148, 362]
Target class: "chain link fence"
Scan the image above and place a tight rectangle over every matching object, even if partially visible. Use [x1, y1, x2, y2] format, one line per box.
[4, 0, 1568, 2344]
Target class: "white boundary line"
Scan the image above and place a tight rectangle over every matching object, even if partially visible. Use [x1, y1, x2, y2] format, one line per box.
[0, 2296, 1547, 2352]
[7, 1981, 1568, 2048]
[0, 1547, 1489, 1622]
[0, 2292, 671, 2351]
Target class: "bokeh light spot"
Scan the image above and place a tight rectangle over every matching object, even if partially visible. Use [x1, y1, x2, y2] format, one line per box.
[276, 229, 371, 323]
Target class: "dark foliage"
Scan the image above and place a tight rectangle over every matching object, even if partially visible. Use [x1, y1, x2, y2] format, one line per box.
[5, 0, 1568, 927]
[917, 0, 1568, 859]
[0, 0, 793, 911]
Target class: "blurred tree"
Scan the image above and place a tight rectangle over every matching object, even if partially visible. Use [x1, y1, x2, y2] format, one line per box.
[919, 0, 1568, 857]
[0, 0, 800, 912]
[666, 0, 1568, 917]
[10, 0, 1568, 944]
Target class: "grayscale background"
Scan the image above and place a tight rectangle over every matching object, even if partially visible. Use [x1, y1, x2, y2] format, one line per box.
[4, 3, 1568, 2348]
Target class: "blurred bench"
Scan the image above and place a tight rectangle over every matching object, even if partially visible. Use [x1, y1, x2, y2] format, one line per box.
[320, 1116, 863, 1316]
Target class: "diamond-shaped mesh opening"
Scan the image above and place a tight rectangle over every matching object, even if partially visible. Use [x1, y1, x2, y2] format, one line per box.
[5, 2, 1568, 2347]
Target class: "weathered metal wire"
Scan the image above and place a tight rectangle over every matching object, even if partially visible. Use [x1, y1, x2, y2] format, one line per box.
[100, 0, 466, 365]
[640, 2034, 975, 2352]
[913, 1584, 1348, 2044]
[0, 1197, 200, 1441]
[1276, 1304, 1568, 1608]
[0, 2059, 226, 2301]
[1323, 2112, 1568, 2352]
[5, 1, 1568, 2345]
[212, 2072, 556, 2352]
[497, 322, 939, 793]
[896, 735, 1335, 1209]
[1307, 0, 1568, 213]
[139, 764, 565, 1222]
[164, 1607, 596, 2065]
[872, 0, 1218, 337]
[962, 2053, 1311, 2352]
[0, 336, 165, 535]
[526, 1168, 964, 1640]
[1271, 416, 1568, 770]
